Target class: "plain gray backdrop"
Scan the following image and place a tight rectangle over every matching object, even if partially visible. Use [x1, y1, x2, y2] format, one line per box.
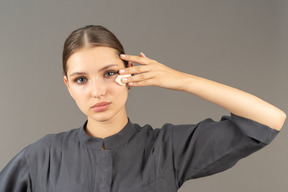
[0, 0, 287, 191]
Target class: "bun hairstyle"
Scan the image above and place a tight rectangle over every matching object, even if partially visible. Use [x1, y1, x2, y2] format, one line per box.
[62, 25, 128, 76]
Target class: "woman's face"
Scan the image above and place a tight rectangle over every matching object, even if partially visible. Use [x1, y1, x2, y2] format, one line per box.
[64, 46, 129, 123]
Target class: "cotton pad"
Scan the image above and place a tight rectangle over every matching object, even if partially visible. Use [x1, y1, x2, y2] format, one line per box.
[115, 74, 131, 86]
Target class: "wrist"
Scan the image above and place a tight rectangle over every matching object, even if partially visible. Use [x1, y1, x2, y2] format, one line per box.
[176, 73, 197, 92]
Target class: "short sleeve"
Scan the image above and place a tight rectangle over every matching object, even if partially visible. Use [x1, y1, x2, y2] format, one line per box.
[171, 113, 279, 188]
[0, 147, 32, 192]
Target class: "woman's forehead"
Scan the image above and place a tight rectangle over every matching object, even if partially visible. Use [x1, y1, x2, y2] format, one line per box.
[66, 47, 123, 74]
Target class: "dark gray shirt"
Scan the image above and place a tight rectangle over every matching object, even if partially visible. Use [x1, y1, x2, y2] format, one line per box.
[0, 114, 279, 192]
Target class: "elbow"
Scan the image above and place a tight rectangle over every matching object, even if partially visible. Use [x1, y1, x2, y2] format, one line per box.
[274, 110, 286, 131]
[280, 111, 287, 127]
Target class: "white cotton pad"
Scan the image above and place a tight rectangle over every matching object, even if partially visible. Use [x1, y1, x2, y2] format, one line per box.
[115, 74, 131, 86]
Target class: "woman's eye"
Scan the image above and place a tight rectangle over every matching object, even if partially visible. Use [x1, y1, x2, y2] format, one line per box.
[104, 71, 117, 77]
[74, 77, 87, 84]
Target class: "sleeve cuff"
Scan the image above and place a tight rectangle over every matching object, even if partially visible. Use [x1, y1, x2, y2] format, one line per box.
[222, 113, 279, 145]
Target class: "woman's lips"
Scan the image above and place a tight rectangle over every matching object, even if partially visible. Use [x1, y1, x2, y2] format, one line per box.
[91, 102, 111, 112]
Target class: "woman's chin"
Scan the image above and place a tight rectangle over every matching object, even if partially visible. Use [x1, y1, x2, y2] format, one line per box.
[86, 107, 127, 123]
[88, 115, 112, 123]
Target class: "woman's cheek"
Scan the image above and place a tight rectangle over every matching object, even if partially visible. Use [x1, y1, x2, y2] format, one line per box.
[70, 85, 89, 101]
[112, 82, 128, 93]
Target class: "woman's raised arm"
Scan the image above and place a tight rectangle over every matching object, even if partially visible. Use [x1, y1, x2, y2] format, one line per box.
[119, 53, 286, 131]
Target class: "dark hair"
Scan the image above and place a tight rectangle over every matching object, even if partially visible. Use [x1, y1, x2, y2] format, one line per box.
[62, 25, 128, 76]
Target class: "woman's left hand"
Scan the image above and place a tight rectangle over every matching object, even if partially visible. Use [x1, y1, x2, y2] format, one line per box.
[119, 52, 188, 91]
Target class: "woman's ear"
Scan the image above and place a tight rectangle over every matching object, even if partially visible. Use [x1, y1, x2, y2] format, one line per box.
[64, 76, 69, 87]
[64, 76, 74, 98]
[127, 62, 134, 90]
[128, 61, 134, 68]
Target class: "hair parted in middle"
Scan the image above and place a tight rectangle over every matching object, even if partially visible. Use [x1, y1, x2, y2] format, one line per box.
[62, 25, 128, 76]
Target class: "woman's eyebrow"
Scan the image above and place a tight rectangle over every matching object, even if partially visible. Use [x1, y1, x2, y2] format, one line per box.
[69, 72, 87, 77]
[69, 64, 119, 77]
[99, 64, 119, 72]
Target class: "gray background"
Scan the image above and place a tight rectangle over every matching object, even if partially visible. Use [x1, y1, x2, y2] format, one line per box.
[0, 0, 287, 191]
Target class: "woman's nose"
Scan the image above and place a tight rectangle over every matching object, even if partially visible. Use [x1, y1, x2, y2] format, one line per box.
[91, 79, 107, 98]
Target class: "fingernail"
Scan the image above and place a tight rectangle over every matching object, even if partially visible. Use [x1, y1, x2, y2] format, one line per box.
[119, 69, 125, 74]
[140, 52, 146, 57]
[120, 54, 126, 58]
[122, 78, 127, 83]
[128, 82, 133, 86]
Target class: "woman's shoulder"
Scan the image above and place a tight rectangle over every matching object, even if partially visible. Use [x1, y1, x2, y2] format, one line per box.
[132, 122, 176, 140]
[25, 127, 80, 156]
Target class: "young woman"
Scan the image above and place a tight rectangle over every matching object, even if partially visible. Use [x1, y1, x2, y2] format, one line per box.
[0, 25, 286, 192]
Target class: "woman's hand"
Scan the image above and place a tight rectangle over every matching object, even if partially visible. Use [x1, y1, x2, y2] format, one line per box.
[119, 53, 189, 91]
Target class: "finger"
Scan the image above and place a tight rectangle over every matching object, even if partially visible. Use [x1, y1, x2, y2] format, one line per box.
[139, 52, 147, 58]
[119, 65, 150, 75]
[128, 78, 155, 87]
[125, 72, 154, 83]
[120, 54, 151, 65]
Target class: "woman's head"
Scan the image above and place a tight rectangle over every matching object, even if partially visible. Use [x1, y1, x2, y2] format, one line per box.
[62, 25, 128, 77]
[63, 26, 130, 124]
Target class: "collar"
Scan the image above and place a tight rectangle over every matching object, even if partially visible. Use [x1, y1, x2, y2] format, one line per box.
[78, 118, 138, 150]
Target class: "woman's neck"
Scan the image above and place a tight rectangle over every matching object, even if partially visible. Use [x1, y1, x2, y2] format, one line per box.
[85, 113, 128, 139]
